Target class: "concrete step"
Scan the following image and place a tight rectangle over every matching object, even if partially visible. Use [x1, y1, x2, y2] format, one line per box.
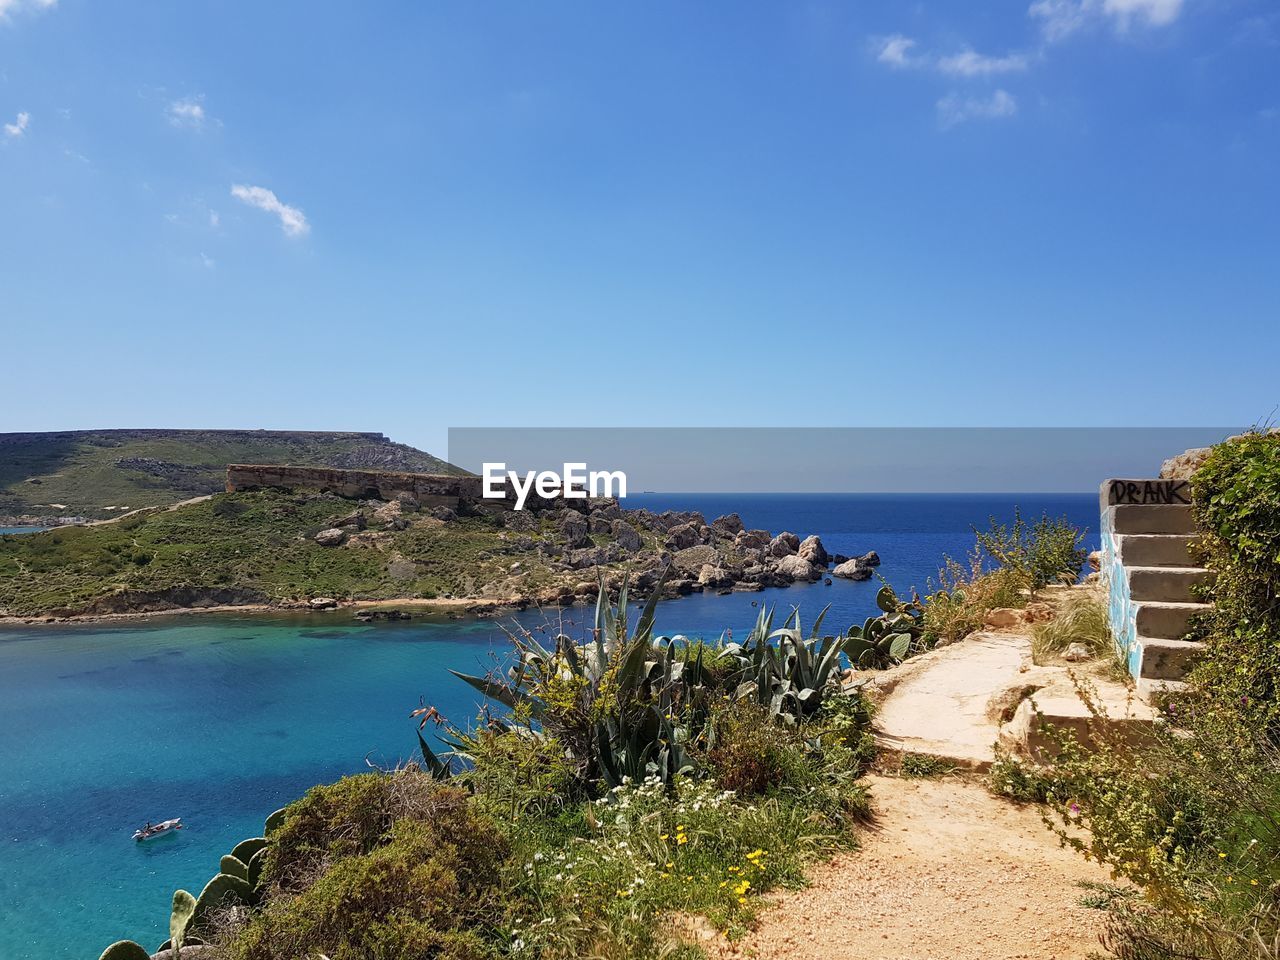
[1137, 677, 1189, 702]
[1127, 566, 1208, 603]
[1136, 637, 1205, 680]
[1110, 504, 1196, 536]
[1135, 600, 1210, 640]
[1117, 534, 1197, 568]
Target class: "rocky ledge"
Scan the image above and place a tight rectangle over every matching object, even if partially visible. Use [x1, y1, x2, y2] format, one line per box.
[307, 495, 882, 604]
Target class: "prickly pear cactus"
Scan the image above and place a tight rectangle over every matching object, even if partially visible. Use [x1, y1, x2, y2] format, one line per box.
[191, 872, 255, 929]
[230, 836, 268, 864]
[247, 846, 269, 889]
[170, 888, 196, 951]
[99, 942, 151, 960]
[264, 807, 288, 835]
[220, 854, 249, 881]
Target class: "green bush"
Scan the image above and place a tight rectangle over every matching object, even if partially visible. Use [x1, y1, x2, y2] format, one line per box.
[453, 727, 578, 819]
[922, 554, 1029, 643]
[234, 792, 509, 960]
[501, 773, 855, 959]
[899, 753, 956, 778]
[987, 747, 1055, 804]
[973, 508, 1087, 591]
[1190, 431, 1280, 741]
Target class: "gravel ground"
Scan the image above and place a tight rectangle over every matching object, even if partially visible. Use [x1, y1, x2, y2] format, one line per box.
[712, 774, 1113, 960]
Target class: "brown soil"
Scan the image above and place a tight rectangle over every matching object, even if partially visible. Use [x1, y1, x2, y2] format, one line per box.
[716, 774, 1112, 960]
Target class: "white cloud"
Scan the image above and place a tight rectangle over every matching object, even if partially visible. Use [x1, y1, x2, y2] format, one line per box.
[231, 184, 310, 237]
[4, 110, 29, 138]
[209, 209, 220, 228]
[875, 34, 922, 68]
[1105, 0, 1182, 28]
[1030, 0, 1183, 40]
[0, 0, 56, 21]
[873, 35, 1030, 77]
[937, 49, 1032, 76]
[168, 97, 206, 129]
[200, 252, 216, 270]
[937, 89, 1018, 129]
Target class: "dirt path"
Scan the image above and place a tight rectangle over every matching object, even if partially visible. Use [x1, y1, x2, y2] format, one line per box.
[722, 774, 1112, 960]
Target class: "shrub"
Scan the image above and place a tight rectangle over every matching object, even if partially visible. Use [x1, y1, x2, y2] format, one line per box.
[987, 747, 1055, 804]
[973, 508, 1087, 591]
[1190, 430, 1280, 742]
[262, 770, 476, 894]
[899, 753, 956, 778]
[453, 727, 578, 819]
[922, 552, 1029, 643]
[234, 791, 509, 960]
[500, 773, 857, 958]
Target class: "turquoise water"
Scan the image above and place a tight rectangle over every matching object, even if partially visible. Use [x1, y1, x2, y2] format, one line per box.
[0, 526, 49, 535]
[0, 493, 1095, 959]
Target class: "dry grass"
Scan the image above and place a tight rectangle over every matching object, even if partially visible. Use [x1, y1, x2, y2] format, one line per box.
[1031, 591, 1111, 665]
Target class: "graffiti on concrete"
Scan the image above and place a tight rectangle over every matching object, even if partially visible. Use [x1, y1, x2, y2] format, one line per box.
[1105, 479, 1191, 506]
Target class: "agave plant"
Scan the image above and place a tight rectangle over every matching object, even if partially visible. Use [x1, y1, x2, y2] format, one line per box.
[449, 567, 698, 790]
[723, 603, 844, 724]
[842, 585, 930, 669]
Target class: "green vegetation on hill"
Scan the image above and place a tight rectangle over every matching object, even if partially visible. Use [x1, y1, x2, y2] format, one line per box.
[0, 488, 656, 617]
[0, 428, 463, 522]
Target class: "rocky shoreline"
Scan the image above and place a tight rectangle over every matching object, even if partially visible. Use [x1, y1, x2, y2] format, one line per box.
[0, 495, 884, 625]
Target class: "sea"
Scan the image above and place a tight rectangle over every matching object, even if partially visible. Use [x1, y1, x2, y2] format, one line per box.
[0, 492, 1095, 959]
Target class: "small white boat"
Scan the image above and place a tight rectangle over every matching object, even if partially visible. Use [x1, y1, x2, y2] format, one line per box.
[133, 818, 183, 841]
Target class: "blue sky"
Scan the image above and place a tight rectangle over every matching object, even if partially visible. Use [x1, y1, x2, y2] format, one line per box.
[1, 1, 1276, 457]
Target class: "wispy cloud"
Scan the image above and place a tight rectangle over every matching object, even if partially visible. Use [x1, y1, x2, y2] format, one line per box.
[1030, 0, 1183, 41]
[168, 97, 207, 129]
[230, 184, 310, 238]
[938, 49, 1032, 76]
[0, 0, 56, 22]
[875, 34, 923, 68]
[4, 110, 29, 138]
[937, 89, 1018, 129]
[873, 36, 1030, 77]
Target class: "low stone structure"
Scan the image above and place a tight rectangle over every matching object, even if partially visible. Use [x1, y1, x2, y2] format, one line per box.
[226, 464, 486, 509]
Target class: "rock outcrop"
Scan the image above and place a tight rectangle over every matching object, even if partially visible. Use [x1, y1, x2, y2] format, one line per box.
[833, 558, 874, 581]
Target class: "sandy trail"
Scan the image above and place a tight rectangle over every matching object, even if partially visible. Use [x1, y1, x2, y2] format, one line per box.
[721, 774, 1111, 960]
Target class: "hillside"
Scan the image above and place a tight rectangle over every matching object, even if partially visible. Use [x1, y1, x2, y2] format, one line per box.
[0, 486, 835, 619]
[0, 429, 464, 523]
